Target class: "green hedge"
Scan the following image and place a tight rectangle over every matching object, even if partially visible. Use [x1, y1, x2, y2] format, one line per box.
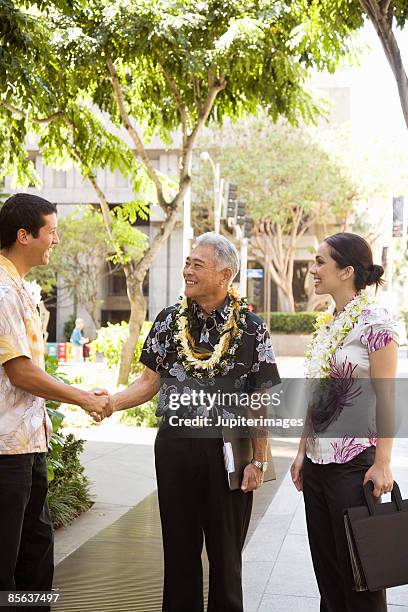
[258, 312, 318, 334]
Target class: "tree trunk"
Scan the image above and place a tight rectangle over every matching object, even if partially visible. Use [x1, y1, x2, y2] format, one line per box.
[360, 0, 408, 129]
[116, 206, 180, 384]
[277, 285, 295, 312]
[278, 290, 295, 312]
[117, 270, 147, 385]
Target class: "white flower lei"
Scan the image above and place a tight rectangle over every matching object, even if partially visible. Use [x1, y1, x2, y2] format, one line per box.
[305, 289, 374, 378]
[173, 287, 246, 378]
[23, 280, 42, 306]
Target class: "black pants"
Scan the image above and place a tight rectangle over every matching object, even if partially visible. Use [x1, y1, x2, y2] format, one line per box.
[302, 447, 387, 612]
[154, 435, 253, 612]
[0, 453, 54, 611]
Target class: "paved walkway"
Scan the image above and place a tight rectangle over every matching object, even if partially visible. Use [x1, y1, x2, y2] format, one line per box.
[54, 426, 158, 565]
[54, 354, 408, 610]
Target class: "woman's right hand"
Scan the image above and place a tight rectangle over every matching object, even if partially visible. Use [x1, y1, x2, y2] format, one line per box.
[291, 452, 305, 491]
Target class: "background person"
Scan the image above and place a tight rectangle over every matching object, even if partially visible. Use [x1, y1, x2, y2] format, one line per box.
[0, 193, 109, 611]
[291, 232, 398, 612]
[70, 318, 89, 362]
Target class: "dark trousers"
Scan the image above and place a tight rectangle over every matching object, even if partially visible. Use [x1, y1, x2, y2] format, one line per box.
[302, 447, 387, 612]
[154, 435, 253, 612]
[0, 453, 54, 611]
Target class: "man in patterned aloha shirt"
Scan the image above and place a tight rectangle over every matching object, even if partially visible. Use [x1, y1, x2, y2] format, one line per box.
[0, 194, 109, 610]
[106, 233, 281, 612]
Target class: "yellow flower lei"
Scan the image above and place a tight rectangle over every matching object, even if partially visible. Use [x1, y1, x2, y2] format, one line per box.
[174, 287, 246, 377]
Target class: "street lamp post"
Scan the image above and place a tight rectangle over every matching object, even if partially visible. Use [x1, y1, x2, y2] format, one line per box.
[200, 151, 223, 234]
[200, 151, 248, 297]
[235, 224, 248, 297]
[182, 158, 194, 266]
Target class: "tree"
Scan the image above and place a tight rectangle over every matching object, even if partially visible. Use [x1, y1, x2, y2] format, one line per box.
[192, 115, 358, 311]
[315, 125, 408, 244]
[49, 208, 147, 327]
[359, 1, 408, 128]
[292, 1, 408, 130]
[1, 0, 368, 382]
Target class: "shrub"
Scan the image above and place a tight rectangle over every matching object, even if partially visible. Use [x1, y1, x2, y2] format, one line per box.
[63, 315, 76, 341]
[258, 312, 318, 334]
[47, 435, 92, 529]
[120, 396, 159, 427]
[90, 321, 152, 376]
[45, 356, 93, 528]
[91, 321, 159, 427]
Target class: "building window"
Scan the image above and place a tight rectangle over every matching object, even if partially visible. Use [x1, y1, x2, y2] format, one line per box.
[107, 267, 149, 297]
[293, 260, 310, 311]
[113, 168, 129, 188]
[108, 271, 128, 296]
[101, 310, 131, 326]
[51, 169, 67, 188]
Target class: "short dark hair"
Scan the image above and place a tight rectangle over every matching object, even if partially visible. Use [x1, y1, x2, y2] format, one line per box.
[324, 232, 384, 291]
[0, 193, 57, 249]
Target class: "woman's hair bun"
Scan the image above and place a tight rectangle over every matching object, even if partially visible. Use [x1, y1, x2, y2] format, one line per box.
[365, 264, 384, 287]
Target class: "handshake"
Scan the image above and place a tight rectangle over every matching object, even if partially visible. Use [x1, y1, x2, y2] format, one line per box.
[80, 388, 116, 422]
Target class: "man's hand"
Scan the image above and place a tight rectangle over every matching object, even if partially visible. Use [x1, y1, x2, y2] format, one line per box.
[79, 388, 110, 420]
[88, 388, 117, 422]
[241, 463, 264, 493]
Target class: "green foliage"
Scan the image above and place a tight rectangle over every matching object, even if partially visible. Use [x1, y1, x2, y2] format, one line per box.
[193, 115, 356, 227]
[287, 0, 365, 73]
[91, 320, 152, 376]
[259, 312, 318, 334]
[44, 356, 92, 528]
[120, 396, 159, 428]
[1, 0, 377, 191]
[26, 264, 57, 295]
[52, 0, 325, 139]
[192, 115, 357, 312]
[63, 315, 76, 341]
[0, 0, 58, 104]
[46, 206, 122, 324]
[0, 0, 61, 187]
[0, 191, 9, 206]
[109, 208, 148, 265]
[47, 435, 92, 529]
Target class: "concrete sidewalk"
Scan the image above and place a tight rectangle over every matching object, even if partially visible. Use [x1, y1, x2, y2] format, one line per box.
[54, 430, 408, 611]
[54, 354, 408, 610]
[54, 425, 158, 565]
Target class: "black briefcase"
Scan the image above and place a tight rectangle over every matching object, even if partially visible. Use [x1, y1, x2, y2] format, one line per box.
[344, 481, 408, 591]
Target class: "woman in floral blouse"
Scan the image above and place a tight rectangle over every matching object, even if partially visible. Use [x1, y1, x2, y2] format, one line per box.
[291, 232, 398, 612]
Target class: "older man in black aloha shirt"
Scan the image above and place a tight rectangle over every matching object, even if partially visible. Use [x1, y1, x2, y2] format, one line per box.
[107, 234, 280, 612]
[141, 297, 280, 426]
[142, 302, 279, 611]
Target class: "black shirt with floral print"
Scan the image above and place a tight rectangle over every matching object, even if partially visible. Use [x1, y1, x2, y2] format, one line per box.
[140, 297, 281, 427]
